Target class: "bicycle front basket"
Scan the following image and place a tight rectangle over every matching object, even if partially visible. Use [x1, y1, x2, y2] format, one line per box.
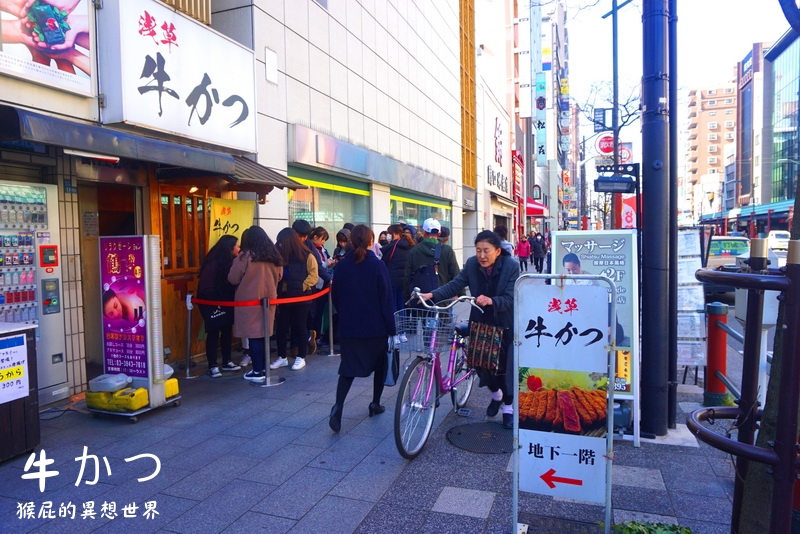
[394, 308, 455, 353]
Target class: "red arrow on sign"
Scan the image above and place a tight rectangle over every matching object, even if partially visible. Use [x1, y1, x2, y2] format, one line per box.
[540, 468, 583, 489]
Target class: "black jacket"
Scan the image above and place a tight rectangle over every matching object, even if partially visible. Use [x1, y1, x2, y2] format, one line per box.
[431, 253, 519, 331]
[380, 238, 412, 288]
[197, 259, 236, 322]
[530, 237, 548, 258]
[404, 238, 460, 296]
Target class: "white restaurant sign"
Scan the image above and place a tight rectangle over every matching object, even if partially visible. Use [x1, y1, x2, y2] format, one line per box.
[97, 0, 256, 152]
[515, 278, 613, 505]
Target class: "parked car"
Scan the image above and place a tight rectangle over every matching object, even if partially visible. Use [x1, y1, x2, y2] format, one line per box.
[702, 236, 780, 294]
[706, 235, 750, 269]
[767, 230, 790, 251]
[703, 236, 750, 294]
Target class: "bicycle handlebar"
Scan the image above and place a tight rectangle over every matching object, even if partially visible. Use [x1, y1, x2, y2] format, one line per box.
[406, 287, 483, 313]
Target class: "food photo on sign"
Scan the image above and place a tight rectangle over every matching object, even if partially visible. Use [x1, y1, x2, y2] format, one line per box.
[518, 368, 608, 436]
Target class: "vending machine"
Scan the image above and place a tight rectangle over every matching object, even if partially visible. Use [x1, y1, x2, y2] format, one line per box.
[0, 182, 67, 405]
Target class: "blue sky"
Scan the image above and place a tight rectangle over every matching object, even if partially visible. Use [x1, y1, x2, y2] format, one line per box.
[567, 0, 790, 108]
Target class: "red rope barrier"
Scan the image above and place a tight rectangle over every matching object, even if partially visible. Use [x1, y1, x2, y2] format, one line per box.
[191, 297, 260, 307]
[191, 286, 330, 307]
[271, 286, 331, 305]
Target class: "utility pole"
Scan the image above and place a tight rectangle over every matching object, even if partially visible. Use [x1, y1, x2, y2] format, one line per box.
[667, 0, 678, 429]
[641, 0, 670, 436]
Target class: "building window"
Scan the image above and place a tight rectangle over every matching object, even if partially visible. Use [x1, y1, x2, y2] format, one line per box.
[708, 100, 717, 106]
[724, 87, 733, 93]
[708, 133, 718, 140]
[725, 132, 735, 139]
[709, 111, 717, 116]
[724, 98, 733, 104]
[707, 89, 716, 95]
[709, 122, 718, 129]
[725, 109, 733, 115]
[160, 188, 207, 275]
[708, 157, 718, 164]
[725, 120, 734, 128]
[708, 145, 718, 153]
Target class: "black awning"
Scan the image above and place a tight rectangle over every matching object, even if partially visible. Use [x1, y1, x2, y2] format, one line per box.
[0, 105, 235, 174]
[230, 156, 306, 191]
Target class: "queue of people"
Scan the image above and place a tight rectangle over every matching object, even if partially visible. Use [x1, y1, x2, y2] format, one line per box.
[196, 218, 523, 431]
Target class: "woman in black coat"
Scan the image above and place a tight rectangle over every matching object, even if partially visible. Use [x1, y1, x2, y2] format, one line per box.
[329, 224, 396, 432]
[197, 235, 241, 377]
[380, 224, 414, 341]
[420, 230, 519, 428]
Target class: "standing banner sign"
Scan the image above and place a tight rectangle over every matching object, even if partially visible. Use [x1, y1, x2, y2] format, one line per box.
[100, 237, 148, 378]
[551, 229, 640, 445]
[208, 198, 255, 251]
[514, 276, 615, 532]
[100, 236, 167, 407]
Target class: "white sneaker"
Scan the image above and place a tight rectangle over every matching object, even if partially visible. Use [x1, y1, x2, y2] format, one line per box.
[270, 357, 289, 369]
[291, 357, 306, 370]
[399, 333, 408, 343]
[240, 354, 252, 367]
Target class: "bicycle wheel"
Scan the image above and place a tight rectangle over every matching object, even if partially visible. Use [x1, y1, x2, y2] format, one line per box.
[450, 345, 475, 409]
[394, 356, 437, 459]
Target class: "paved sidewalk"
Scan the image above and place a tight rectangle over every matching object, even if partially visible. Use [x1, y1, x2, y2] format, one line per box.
[1, 340, 736, 534]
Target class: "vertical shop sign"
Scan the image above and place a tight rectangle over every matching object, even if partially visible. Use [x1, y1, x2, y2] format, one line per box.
[535, 72, 547, 166]
[100, 237, 148, 378]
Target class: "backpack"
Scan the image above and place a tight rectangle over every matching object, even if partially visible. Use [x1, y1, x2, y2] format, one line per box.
[409, 243, 441, 293]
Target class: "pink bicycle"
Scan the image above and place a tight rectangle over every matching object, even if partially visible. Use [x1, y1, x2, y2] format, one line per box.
[393, 289, 482, 459]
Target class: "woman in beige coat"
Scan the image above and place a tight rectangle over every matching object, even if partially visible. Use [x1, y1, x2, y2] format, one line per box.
[228, 225, 283, 382]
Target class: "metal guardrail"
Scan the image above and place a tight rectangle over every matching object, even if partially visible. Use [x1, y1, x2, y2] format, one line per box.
[688, 238, 800, 534]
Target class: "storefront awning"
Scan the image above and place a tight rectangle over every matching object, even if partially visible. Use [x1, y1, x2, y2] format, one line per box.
[0, 105, 234, 174]
[526, 197, 549, 217]
[490, 192, 517, 211]
[0, 105, 305, 193]
[229, 156, 306, 191]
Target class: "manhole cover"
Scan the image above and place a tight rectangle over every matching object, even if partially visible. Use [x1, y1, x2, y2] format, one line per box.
[518, 512, 603, 533]
[446, 421, 512, 454]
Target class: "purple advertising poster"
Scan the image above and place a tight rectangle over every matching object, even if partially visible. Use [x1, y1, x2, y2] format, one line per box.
[100, 236, 148, 378]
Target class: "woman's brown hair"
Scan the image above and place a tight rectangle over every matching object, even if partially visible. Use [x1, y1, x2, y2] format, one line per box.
[350, 224, 374, 263]
[388, 224, 415, 247]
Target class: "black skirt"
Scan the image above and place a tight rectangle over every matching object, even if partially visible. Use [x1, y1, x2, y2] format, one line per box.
[339, 336, 388, 378]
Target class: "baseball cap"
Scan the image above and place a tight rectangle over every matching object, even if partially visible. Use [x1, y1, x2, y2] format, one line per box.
[422, 218, 441, 235]
[439, 226, 450, 239]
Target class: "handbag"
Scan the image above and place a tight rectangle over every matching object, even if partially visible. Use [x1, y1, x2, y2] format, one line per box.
[384, 337, 400, 386]
[202, 305, 233, 329]
[467, 321, 506, 374]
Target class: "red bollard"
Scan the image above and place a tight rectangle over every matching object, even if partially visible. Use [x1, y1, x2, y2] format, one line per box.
[704, 302, 728, 406]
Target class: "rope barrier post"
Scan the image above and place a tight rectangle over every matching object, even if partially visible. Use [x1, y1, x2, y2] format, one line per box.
[257, 297, 285, 387]
[326, 288, 340, 357]
[704, 301, 728, 406]
[183, 292, 197, 380]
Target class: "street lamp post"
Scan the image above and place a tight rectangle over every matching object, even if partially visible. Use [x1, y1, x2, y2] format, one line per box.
[602, 0, 634, 228]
